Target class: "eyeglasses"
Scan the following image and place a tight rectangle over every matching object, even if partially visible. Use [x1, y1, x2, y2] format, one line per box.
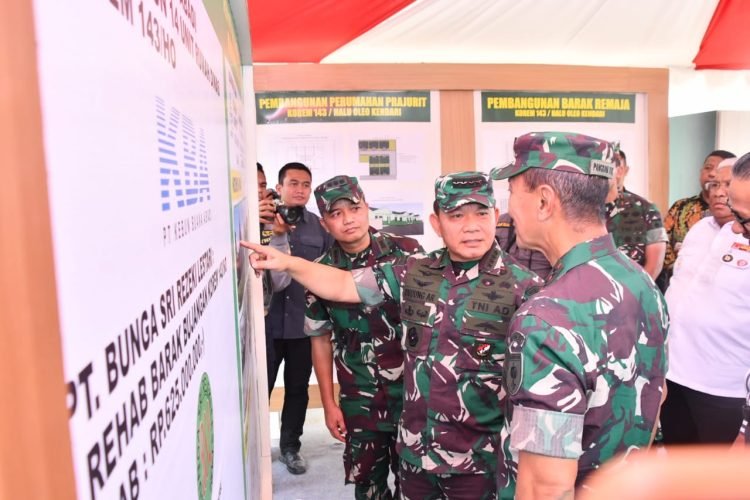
[704, 180, 731, 192]
[727, 199, 750, 238]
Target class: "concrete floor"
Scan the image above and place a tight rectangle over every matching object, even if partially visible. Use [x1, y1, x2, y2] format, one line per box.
[270, 408, 356, 499]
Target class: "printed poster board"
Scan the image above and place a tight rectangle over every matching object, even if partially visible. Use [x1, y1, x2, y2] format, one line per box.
[255, 90, 443, 252]
[33, 0, 248, 498]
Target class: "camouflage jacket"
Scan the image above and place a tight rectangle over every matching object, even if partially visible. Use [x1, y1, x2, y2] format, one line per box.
[304, 230, 423, 433]
[352, 242, 543, 474]
[605, 189, 667, 266]
[495, 213, 553, 279]
[663, 194, 710, 271]
[498, 234, 668, 497]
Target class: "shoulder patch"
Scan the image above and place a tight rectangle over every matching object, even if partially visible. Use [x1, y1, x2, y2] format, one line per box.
[504, 331, 526, 396]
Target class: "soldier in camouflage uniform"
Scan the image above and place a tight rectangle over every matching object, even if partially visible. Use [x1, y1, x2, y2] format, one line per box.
[305, 175, 423, 499]
[491, 132, 669, 499]
[242, 172, 543, 500]
[495, 213, 552, 278]
[604, 150, 668, 279]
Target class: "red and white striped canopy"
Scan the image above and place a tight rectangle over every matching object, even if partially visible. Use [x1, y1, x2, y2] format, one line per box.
[247, 0, 748, 69]
[245, 0, 750, 115]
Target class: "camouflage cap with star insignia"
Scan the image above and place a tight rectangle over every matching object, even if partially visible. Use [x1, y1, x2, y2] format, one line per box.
[491, 131, 618, 181]
[435, 171, 495, 212]
[314, 175, 365, 214]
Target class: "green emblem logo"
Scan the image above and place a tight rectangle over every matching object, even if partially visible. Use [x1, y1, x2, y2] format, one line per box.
[196, 373, 214, 500]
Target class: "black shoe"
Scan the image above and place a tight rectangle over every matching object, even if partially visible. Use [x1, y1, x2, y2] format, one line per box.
[279, 450, 307, 474]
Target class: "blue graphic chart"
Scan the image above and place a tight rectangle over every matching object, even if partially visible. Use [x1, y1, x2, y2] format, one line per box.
[156, 97, 211, 211]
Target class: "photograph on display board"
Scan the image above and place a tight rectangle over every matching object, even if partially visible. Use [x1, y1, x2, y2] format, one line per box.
[359, 139, 397, 179]
[370, 201, 424, 236]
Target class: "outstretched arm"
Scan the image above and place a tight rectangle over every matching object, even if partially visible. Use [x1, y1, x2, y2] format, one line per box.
[240, 240, 360, 303]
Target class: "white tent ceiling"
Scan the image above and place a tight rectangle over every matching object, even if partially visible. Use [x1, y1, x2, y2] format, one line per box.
[323, 0, 719, 69]
[243, 0, 750, 116]
[321, 0, 749, 116]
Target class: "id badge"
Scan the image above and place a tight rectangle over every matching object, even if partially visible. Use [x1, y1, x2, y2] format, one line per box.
[721, 242, 750, 270]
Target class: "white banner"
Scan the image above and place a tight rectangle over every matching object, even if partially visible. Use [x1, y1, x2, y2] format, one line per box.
[33, 1, 246, 499]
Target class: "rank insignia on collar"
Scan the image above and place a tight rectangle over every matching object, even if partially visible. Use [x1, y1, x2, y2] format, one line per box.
[475, 342, 492, 358]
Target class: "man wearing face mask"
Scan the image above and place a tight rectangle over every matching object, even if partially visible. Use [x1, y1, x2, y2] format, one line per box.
[662, 153, 750, 445]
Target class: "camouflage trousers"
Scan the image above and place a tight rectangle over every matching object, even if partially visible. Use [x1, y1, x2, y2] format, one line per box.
[343, 429, 399, 500]
[399, 461, 497, 500]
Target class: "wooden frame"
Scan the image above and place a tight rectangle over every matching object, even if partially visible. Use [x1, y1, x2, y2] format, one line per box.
[0, 2, 76, 499]
[254, 64, 669, 210]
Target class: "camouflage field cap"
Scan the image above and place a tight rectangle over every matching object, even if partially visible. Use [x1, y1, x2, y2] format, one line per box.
[491, 132, 618, 180]
[314, 175, 365, 213]
[435, 171, 495, 212]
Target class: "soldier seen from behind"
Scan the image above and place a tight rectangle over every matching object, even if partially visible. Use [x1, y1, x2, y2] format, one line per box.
[305, 175, 423, 499]
[242, 171, 543, 500]
[491, 132, 668, 499]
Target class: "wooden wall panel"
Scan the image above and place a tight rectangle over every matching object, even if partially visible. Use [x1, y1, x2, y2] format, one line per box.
[253, 64, 667, 93]
[254, 63, 670, 211]
[646, 90, 670, 211]
[440, 91, 475, 173]
[0, 2, 76, 500]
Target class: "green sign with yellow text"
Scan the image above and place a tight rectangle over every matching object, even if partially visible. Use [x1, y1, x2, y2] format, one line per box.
[482, 92, 635, 123]
[256, 91, 431, 124]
